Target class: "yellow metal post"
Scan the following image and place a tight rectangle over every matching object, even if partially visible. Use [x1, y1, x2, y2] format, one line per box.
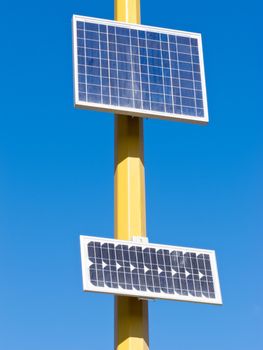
[114, 1, 149, 350]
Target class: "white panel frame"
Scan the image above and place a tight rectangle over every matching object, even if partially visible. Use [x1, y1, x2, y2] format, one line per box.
[80, 235, 222, 305]
[72, 15, 209, 124]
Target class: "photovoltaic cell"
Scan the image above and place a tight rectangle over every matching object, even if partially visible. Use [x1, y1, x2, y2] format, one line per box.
[80, 236, 222, 305]
[73, 15, 209, 123]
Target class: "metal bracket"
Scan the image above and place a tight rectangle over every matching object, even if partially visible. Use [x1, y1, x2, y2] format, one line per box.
[131, 236, 149, 244]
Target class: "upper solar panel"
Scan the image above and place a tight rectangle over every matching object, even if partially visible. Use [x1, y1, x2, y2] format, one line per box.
[72, 15, 209, 124]
[80, 236, 222, 304]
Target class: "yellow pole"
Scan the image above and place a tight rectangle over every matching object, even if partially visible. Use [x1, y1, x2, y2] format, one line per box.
[114, 1, 149, 350]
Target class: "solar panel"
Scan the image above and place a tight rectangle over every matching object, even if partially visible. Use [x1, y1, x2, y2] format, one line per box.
[80, 236, 222, 304]
[72, 15, 209, 124]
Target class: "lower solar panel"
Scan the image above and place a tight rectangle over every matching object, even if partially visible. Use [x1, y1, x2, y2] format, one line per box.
[80, 236, 222, 304]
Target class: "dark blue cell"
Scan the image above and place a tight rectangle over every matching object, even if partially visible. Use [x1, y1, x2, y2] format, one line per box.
[99, 41, 106, 50]
[173, 87, 180, 97]
[99, 24, 106, 33]
[142, 101, 150, 110]
[101, 50, 108, 59]
[164, 85, 172, 95]
[191, 46, 199, 55]
[116, 26, 129, 36]
[194, 71, 201, 81]
[139, 39, 146, 48]
[149, 66, 162, 76]
[77, 38, 84, 47]
[87, 85, 100, 94]
[87, 75, 101, 85]
[85, 22, 98, 32]
[119, 97, 133, 107]
[162, 50, 169, 60]
[110, 70, 117, 78]
[101, 59, 108, 68]
[102, 68, 109, 77]
[142, 91, 150, 100]
[147, 31, 159, 41]
[77, 21, 84, 30]
[179, 61, 192, 71]
[166, 104, 173, 113]
[197, 108, 204, 116]
[102, 77, 109, 86]
[165, 95, 173, 105]
[169, 43, 177, 52]
[172, 78, 179, 87]
[147, 39, 160, 49]
[196, 99, 203, 108]
[78, 56, 85, 65]
[86, 39, 99, 49]
[148, 57, 161, 66]
[163, 67, 170, 76]
[191, 38, 198, 46]
[151, 102, 164, 112]
[181, 79, 194, 89]
[130, 29, 138, 38]
[140, 47, 147, 56]
[116, 35, 129, 44]
[177, 36, 190, 45]
[182, 97, 195, 107]
[142, 82, 149, 92]
[169, 35, 176, 43]
[150, 74, 163, 84]
[182, 106, 196, 116]
[180, 70, 193, 80]
[148, 48, 161, 58]
[78, 64, 85, 74]
[77, 29, 84, 38]
[119, 70, 132, 80]
[78, 47, 84, 56]
[86, 30, 99, 40]
[88, 93, 101, 103]
[140, 56, 147, 65]
[108, 25, 115, 34]
[135, 99, 142, 109]
[174, 105, 182, 114]
[178, 53, 191, 62]
[86, 57, 100, 67]
[161, 33, 168, 42]
[87, 66, 100, 76]
[110, 96, 118, 105]
[109, 34, 115, 43]
[150, 84, 162, 94]
[111, 86, 118, 95]
[181, 88, 195, 98]
[171, 60, 178, 71]
[164, 77, 171, 86]
[100, 33, 107, 42]
[170, 51, 177, 60]
[193, 64, 200, 72]
[109, 51, 116, 60]
[118, 44, 130, 53]
[78, 83, 86, 92]
[139, 30, 146, 39]
[151, 93, 164, 103]
[78, 74, 85, 83]
[131, 37, 138, 46]
[196, 90, 203, 99]
[194, 81, 202, 90]
[86, 48, 99, 58]
[79, 92, 86, 101]
[178, 44, 191, 54]
[193, 55, 200, 64]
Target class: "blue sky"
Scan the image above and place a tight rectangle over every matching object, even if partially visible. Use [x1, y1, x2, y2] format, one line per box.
[0, 0, 262, 349]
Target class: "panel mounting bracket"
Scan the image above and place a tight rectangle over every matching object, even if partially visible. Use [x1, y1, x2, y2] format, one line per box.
[131, 236, 149, 244]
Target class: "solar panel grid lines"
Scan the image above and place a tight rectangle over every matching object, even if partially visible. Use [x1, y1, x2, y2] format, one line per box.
[72, 15, 209, 123]
[80, 236, 222, 305]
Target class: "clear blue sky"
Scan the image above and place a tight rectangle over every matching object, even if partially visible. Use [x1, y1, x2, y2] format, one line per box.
[0, 0, 262, 349]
